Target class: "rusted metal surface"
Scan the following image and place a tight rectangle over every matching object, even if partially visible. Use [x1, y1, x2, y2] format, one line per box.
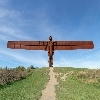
[7, 36, 94, 67]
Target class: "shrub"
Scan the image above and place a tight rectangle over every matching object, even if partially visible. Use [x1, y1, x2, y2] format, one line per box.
[77, 71, 88, 79]
[0, 66, 32, 85]
[29, 65, 35, 69]
[15, 66, 26, 71]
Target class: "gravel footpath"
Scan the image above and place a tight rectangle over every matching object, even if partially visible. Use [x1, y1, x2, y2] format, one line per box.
[39, 67, 59, 100]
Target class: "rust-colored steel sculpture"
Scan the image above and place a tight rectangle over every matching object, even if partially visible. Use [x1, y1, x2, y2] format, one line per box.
[7, 36, 94, 67]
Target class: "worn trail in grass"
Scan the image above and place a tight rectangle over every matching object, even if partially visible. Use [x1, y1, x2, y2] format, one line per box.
[39, 67, 59, 100]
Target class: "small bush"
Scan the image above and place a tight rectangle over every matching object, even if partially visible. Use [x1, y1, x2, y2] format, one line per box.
[76, 69, 100, 83]
[98, 78, 100, 82]
[15, 66, 26, 71]
[0, 65, 34, 85]
[77, 71, 88, 79]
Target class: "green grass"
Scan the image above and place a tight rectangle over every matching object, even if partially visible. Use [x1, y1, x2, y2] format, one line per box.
[54, 67, 100, 100]
[0, 67, 100, 100]
[0, 67, 50, 100]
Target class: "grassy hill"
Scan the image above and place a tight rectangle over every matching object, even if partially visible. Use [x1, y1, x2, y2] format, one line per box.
[54, 67, 100, 100]
[0, 66, 100, 100]
[0, 67, 50, 100]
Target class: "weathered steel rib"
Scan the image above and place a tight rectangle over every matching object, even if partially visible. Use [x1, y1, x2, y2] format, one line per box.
[7, 36, 94, 67]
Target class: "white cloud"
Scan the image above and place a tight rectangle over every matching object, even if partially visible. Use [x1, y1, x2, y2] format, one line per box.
[0, 49, 48, 66]
[0, 49, 31, 63]
[0, 8, 21, 19]
[74, 60, 100, 69]
[0, 34, 9, 41]
[54, 58, 100, 69]
[0, 26, 31, 40]
[0, 0, 8, 5]
[0, 7, 31, 41]
[53, 47, 100, 69]
[0, 57, 18, 64]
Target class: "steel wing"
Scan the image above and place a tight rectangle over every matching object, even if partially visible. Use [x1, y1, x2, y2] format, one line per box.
[53, 41, 94, 50]
[7, 41, 49, 50]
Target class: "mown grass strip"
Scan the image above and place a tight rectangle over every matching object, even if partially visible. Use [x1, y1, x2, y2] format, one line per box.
[0, 67, 50, 100]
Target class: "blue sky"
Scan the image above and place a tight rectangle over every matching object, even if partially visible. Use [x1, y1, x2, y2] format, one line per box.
[0, 0, 100, 69]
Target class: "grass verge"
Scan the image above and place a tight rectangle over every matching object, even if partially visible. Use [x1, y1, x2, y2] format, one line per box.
[54, 67, 100, 100]
[0, 67, 50, 100]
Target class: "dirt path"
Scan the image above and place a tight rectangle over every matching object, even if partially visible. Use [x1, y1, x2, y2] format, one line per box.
[39, 67, 59, 100]
[39, 68, 73, 100]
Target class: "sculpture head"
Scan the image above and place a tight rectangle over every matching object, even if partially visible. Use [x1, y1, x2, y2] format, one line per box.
[49, 36, 52, 41]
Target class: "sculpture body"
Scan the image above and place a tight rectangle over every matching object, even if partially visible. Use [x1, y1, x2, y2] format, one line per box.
[7, 36, 94, 67]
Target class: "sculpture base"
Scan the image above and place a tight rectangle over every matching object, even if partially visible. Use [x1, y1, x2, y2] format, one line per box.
[49, 66, 53, 67]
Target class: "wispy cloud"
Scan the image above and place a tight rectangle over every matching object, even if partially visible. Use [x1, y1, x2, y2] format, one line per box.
[0, 48, 48, 66]
[0, 57, 19, 64]
[0, 0, 8, 5]
[0, 8, 21, 19]
[0, 26, 31, 40]
[54, 58, 100, 69]
[0, 4, 31, 41]
[54, 46, 100, 69]
[0, 34, 10, 41]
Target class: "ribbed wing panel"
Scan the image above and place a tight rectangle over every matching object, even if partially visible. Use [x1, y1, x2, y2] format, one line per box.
[53, 41, 94, 50]
[7, 41, 48, 50]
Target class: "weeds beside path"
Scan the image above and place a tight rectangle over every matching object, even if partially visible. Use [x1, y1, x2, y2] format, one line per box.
[0, 67, 49, 100]
[54, 67, 100, 100]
